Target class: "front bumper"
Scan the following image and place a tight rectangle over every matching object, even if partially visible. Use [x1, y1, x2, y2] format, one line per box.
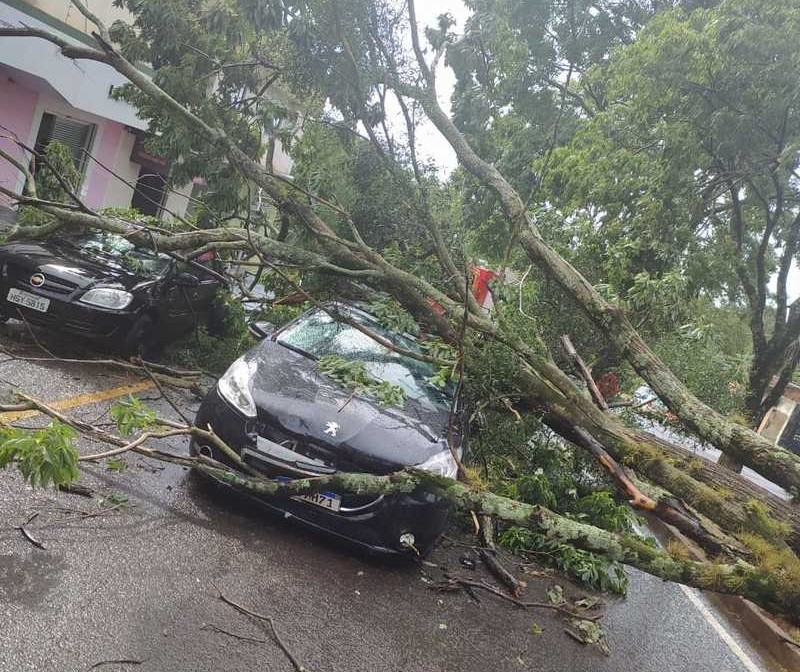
[0, 279, 137, 341]
[191, 387, 452, 557]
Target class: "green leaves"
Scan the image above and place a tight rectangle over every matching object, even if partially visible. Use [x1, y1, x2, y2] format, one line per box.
[567, 618, 610, 655]
[421, 338, 459, 389]
[367, 297, 420, 337]
[111, 396, 157, 436]
[19, 141, 84, 227]
[318, 354, 406, 408]
[0, 422, 79, 488]
[105, 457, 128, 472]
[570, 491, 640, 533]
[500, 526, 630, 595]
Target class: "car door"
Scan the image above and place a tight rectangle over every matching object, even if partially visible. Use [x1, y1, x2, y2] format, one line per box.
[158, 263, 199, 339]
[186, 255, 221, 323]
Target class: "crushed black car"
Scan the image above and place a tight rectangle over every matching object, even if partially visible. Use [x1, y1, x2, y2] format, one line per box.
[190, 304, 463, 557]
[0, 232, 222, 356]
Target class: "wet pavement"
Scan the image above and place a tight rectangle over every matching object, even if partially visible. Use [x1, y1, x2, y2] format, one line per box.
[0, 331, 785, 672]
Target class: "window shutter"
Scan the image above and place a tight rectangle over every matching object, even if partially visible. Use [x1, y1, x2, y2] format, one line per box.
[47, 116, 95, 172]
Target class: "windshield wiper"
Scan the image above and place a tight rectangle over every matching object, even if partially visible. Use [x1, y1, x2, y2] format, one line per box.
[275, 340, 317, 361]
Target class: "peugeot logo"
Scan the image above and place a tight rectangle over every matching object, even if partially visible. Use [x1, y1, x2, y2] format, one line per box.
[29, 273, 45, 288]
[324, 421, 340, 437]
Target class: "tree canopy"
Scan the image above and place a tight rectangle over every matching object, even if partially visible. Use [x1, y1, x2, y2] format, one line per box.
[2, 0, 800, 635]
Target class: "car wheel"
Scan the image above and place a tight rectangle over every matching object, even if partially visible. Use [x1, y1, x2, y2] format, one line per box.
[206, 300, 231, 338]
[124, 314, 161, 360]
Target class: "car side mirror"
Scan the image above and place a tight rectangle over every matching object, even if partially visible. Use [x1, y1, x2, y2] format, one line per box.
[174, 272, 200, 287]
[249, 321, 275, 339]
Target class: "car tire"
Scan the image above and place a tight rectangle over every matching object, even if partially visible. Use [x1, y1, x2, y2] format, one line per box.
[206, 300, 231, 338]
[123, 314, 161, 360]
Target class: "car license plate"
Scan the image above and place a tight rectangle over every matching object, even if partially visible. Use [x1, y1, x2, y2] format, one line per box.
[272, 475, 341, 511]
[294, 491, 342, 511]
[7, 288, 49, 313]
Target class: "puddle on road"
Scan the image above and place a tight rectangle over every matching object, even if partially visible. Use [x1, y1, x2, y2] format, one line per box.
[0, 551, 67, 607]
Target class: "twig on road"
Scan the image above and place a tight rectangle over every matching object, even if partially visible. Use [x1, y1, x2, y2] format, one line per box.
[15, 512, 45, 549]
[202, 623, 268, 644]
[15, 307, 58, 358]
[86, 660, 143, 670]
[34, 501, 128, 526]
[78, 428, 189, 462]
[0, 329, 202, 380]
[215, 586, 311, 672]
[57, 482, 95, 498]
[431, 574, 604, 621]
[479, 514, 527, 598]
[136, 357, 193, 425]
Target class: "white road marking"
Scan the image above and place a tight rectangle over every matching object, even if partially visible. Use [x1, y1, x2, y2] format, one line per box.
[678, 584, 764, 672]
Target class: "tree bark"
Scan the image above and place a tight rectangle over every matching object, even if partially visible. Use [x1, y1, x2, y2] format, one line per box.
[511, 363, 800, 554]
[747, 340, 800, 425]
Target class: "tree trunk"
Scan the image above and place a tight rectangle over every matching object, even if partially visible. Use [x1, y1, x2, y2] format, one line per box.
[512, 362, 800, 555]
[749, 340, 800, 426]
[16, 387, 800, 623]
[635, 429, 800, 550]
[194, 460, 800, 622]
[412, 85, 800, 495]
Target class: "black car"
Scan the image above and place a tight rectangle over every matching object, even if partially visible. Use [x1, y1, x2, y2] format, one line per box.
[190, 304, 462, 557]
[0, 232, 222, 356]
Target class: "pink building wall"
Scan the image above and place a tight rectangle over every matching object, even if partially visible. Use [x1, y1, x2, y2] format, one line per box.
[0, 74, 39, 208]
[84, 122, 123, 210]
[0, 69, 130, 212]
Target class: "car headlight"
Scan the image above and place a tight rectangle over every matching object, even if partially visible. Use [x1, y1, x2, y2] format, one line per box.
[416, 449, 459, 479]
[218, 357, 257, 417]
[79, 287, 133, 309]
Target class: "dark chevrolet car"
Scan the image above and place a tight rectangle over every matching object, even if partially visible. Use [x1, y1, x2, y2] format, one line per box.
[0, 232, 221, 356]
[191, 304, 462, 557]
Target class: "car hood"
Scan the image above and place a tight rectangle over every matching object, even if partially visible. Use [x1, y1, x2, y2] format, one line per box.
[246, 340, 453, 471]
[0, 239, 145, 290]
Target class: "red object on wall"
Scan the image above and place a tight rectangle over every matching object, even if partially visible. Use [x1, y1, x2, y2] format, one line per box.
[424, 266, 498, 317]
[472, 266, 498, 308]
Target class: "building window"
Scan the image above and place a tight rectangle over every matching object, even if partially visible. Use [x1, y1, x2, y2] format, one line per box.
[34, 112, 96, 175]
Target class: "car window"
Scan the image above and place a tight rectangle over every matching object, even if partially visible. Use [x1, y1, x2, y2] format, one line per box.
[277, 307, 452, 408]
[65, 232, 171, 276]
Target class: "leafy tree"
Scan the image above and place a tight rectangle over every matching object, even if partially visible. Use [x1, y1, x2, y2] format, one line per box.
[543, 0, 800, 422]
[4, 0, 800, 627]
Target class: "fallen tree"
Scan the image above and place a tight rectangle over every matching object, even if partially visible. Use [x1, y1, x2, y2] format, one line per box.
[0, 0, 799, 627]
[2, 394, 799, 622]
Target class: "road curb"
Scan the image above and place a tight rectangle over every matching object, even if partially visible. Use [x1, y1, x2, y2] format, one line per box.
[646, 514, 800, 671]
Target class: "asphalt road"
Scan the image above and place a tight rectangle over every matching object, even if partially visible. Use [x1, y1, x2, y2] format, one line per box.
[0, 330, 784, 672]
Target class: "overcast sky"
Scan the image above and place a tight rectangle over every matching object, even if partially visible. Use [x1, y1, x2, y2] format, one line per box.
[403, 0, 470, 174]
